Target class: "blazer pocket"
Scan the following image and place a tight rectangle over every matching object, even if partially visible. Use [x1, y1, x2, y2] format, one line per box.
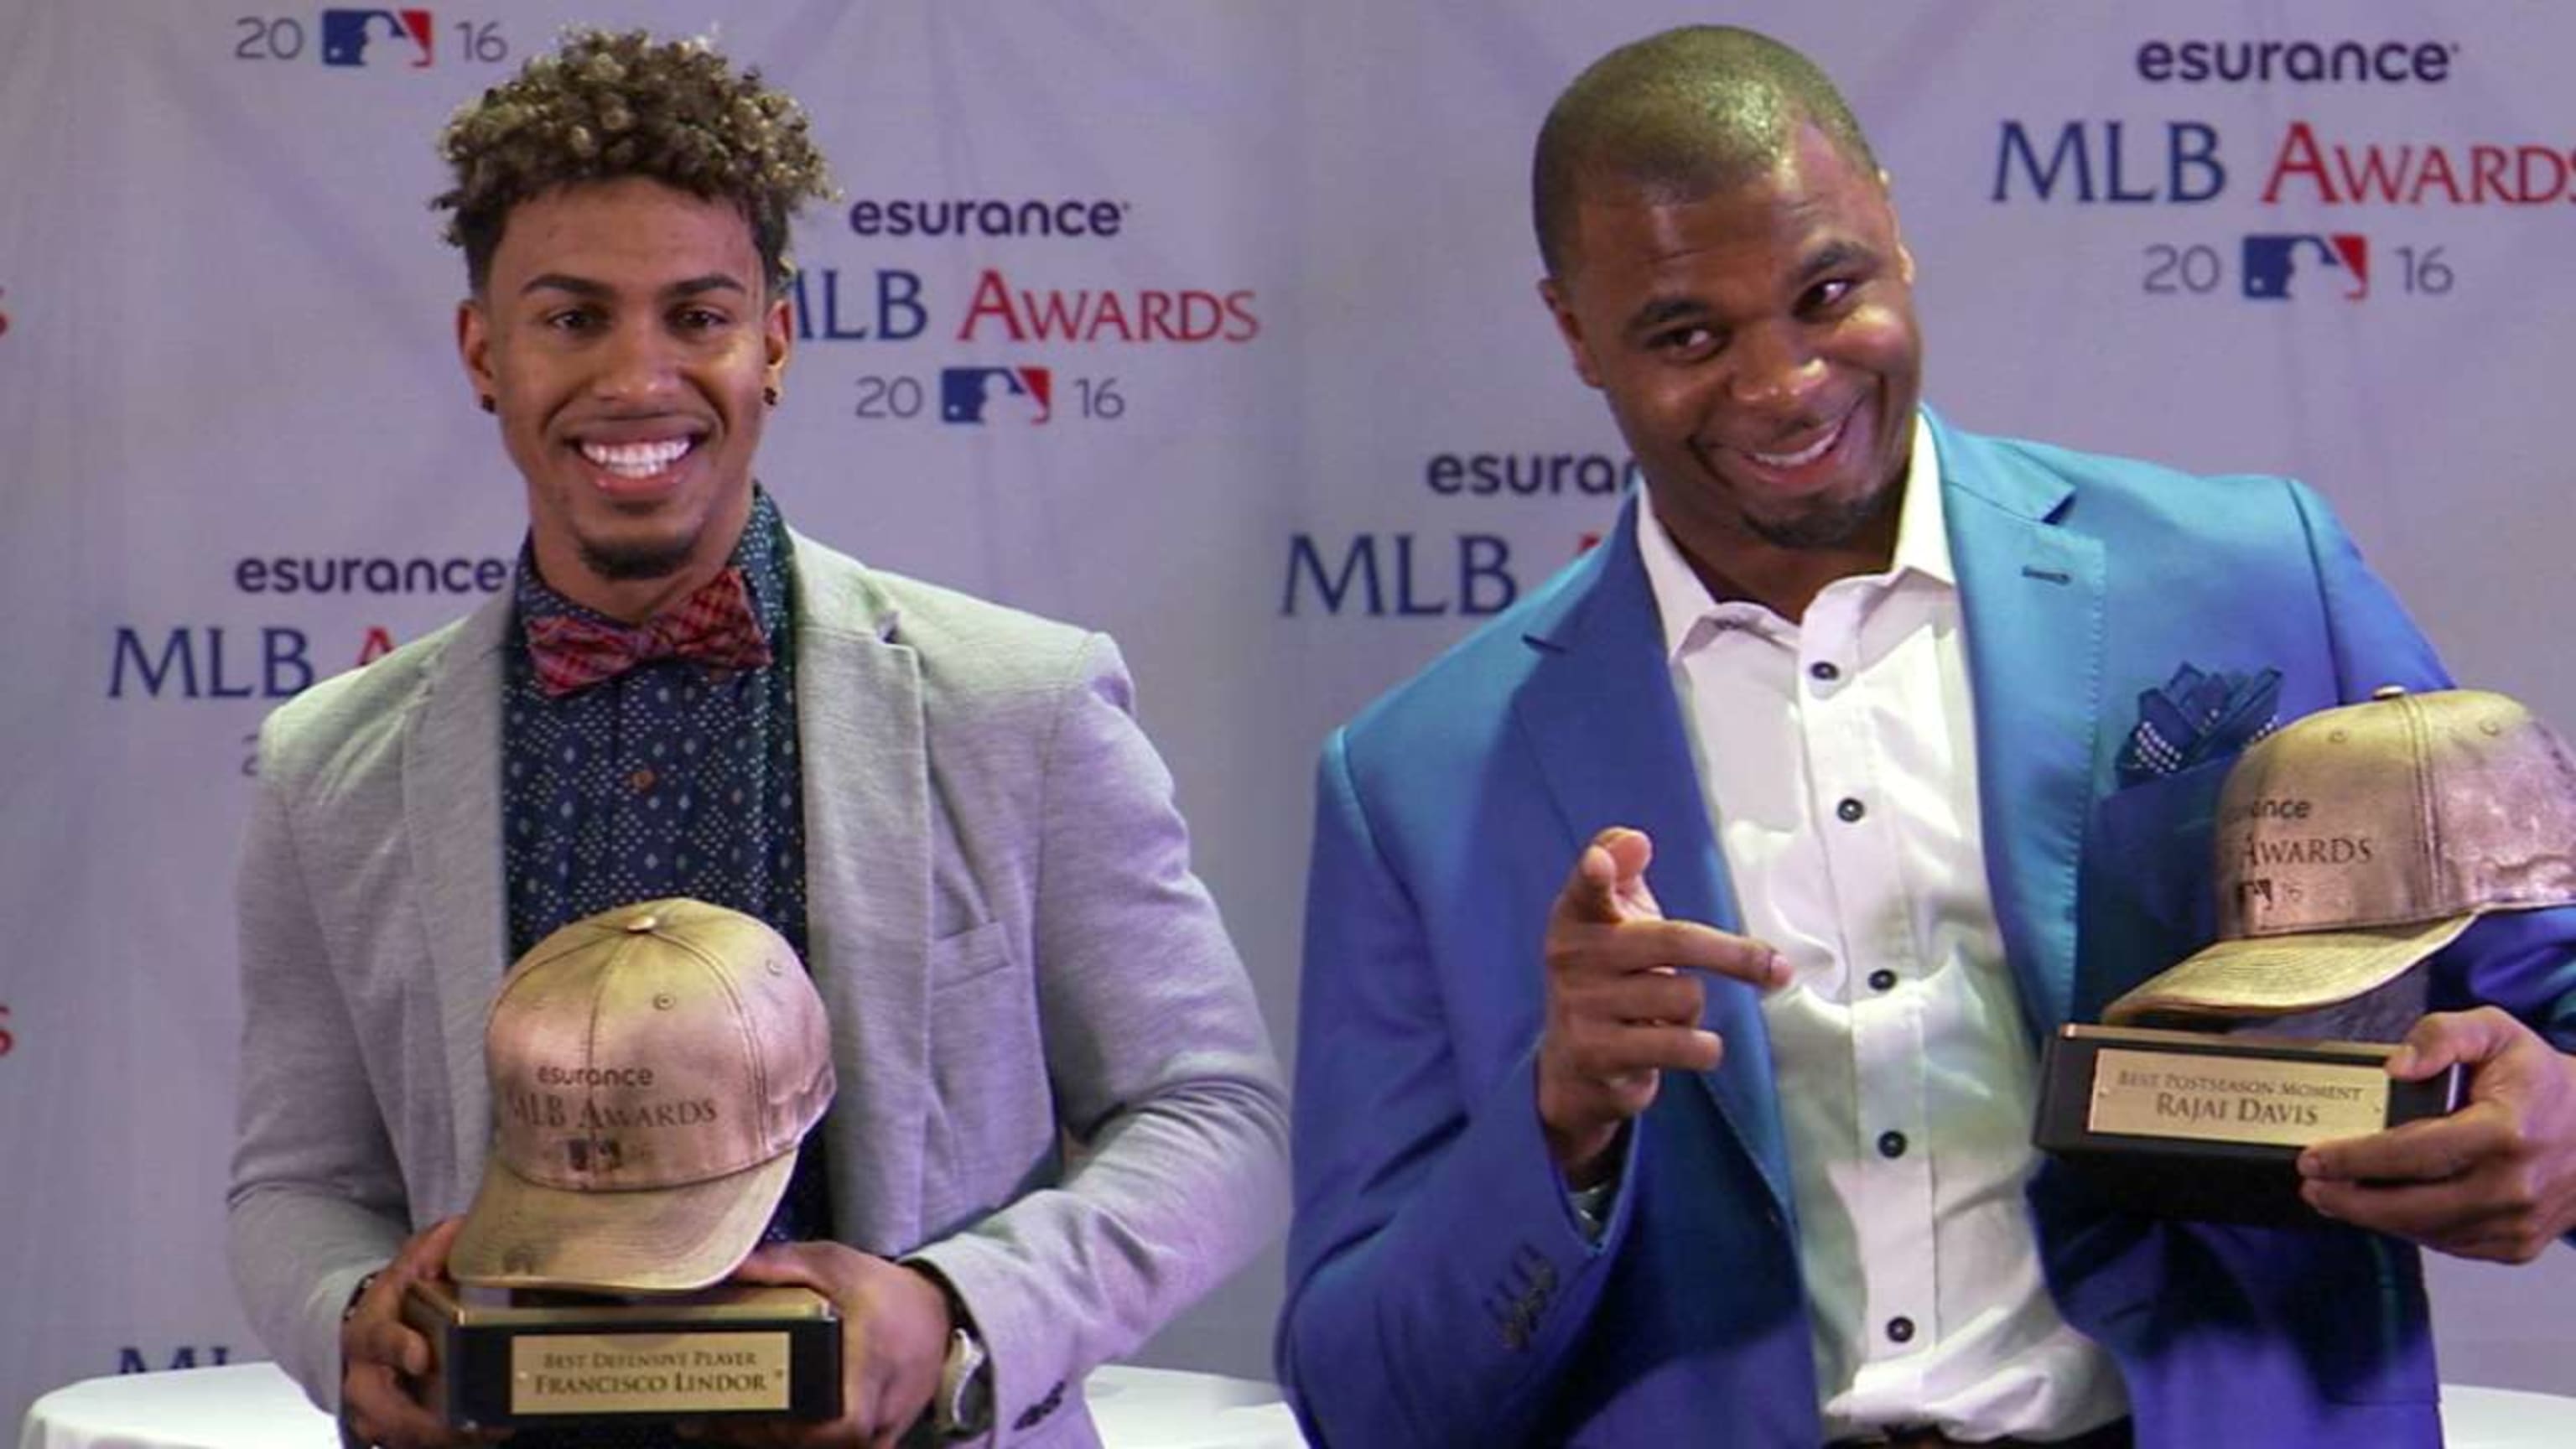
[2088, 757, 2233, 939]
[922, 922, 1050, 1213]
[927, 917, 1015, 989]
[2075, 760, 2237, 1021]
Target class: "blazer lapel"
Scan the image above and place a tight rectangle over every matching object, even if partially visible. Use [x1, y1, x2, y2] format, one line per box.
[787, 536, 933, 1254]
[405, 590, 514, 1200]
[1934, 413, 2106, 1034]
[1510, 497, 1794, 1216]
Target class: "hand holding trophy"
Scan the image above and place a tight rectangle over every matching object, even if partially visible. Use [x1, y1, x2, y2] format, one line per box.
[407, 899, 844, 1430]
[2038, 688, 2576, 1223]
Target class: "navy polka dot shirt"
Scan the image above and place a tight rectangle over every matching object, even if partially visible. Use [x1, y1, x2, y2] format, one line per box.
[501, 486, 833, 1251]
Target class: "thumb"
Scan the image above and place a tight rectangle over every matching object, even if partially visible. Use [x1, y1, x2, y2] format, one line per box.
[1596, 827, 1654, 887]
[2389, 1006, 2523, 1080]
[724, 1243, 813, 1289]
[1558, 831, 1636, 925]
[407, 1216, 464, 1275]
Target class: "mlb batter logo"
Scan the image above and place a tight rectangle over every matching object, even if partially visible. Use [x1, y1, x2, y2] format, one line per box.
[2241, 234, 2369, 301]
[940, 366, 1053, 424]
[321, 9, 434, 68]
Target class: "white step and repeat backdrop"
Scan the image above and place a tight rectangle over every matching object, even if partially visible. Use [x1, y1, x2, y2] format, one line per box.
[8, 0, 2576, 1426]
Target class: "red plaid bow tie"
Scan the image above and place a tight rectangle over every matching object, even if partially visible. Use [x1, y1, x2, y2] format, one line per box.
[523, 567, 775, 699]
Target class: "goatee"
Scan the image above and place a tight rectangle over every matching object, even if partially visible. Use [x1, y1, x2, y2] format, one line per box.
[578, 535, 699, 583]
[1745, 476, 1902, 551]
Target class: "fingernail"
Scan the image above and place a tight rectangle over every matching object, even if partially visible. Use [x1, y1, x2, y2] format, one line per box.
[1766, 952, 1790, 986]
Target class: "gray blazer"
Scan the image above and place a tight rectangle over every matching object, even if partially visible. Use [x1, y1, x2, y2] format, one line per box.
[227, 532, 1289, 1446]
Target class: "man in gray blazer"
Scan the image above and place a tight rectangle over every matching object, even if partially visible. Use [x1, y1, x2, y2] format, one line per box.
[226, 29, 1286, 1449]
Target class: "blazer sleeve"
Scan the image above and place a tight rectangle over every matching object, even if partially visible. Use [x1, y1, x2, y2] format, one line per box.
[1276, 725, 1632, 1448]
[226, 714, 412, 1415]
[2292, 479, 2449, 700]
[904, 634, 1290, 1445]
[2297, 481, 2576, 1080]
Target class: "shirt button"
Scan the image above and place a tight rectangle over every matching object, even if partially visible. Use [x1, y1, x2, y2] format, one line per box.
[1809, 661, 1841, 683]
[1877, 1130, 1909, 1160]
[1836, 797, 1866, 823]
[630, 768, 657, 792]
[1867, 969, 1898, 992]
[1887, 1316, 1916, 1344]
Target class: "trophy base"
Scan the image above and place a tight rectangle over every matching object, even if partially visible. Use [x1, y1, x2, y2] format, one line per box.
[2034, 1024, 2464, 1225]
[402, 1279, 842, 1430]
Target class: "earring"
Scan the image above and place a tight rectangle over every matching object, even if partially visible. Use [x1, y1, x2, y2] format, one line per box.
[478, 395, 496, 414]
[762, 385, 782, 408]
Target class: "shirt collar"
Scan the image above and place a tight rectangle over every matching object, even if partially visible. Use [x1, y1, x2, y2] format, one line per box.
[1637, 411, 1946, 660]
[513, 485, 796, 643]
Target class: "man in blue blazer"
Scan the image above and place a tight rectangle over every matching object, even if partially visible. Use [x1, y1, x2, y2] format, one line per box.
[1280, 26, 2576, 1447]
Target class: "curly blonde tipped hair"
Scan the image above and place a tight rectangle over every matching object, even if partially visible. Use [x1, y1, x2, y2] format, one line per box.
[433, 28, 839, 293]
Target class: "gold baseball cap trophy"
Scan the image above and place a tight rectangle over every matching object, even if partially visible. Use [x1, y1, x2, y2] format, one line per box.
[406, 899, 844, 1429]
[2037, 688, 2576, 1223]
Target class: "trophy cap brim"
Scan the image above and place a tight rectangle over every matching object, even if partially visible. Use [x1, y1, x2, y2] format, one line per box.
[449, 1138, 799, 1294]
[2102, 912, 2475, 1025]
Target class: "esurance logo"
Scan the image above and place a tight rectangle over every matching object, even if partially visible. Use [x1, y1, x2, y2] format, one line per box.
[848, 197, 1128, 241]
[321, 8, 432, 67]
[2135, 39, 2455, 86]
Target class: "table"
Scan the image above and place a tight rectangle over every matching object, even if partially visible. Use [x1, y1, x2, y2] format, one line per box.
[28, 1368, 2576, 1447]
[2442, 1385, 2576, 1447]
[19, 1362, 1306, 1449]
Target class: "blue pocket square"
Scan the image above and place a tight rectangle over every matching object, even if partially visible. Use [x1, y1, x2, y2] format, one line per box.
[2116, 664, 2283, 786]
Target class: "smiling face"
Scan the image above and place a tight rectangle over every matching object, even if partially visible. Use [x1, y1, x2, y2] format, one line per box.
[1540, 123, 1921, 610]
[459, 176, 791, 621]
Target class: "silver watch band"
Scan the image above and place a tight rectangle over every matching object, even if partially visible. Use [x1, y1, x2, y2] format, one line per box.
[934, 1322, 992, 1437]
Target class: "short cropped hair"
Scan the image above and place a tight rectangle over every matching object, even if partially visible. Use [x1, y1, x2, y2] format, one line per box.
[1532, 26, 1878, 278]
[432, 28, 839, 294]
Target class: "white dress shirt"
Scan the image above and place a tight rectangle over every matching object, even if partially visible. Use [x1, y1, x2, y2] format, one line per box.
[1635, 415, 2127, 1441]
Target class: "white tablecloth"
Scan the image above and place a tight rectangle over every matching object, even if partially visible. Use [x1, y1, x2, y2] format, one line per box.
[18, 1362, 1306, 1449]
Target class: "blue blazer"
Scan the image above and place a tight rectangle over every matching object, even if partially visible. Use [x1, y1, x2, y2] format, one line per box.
[1280, 410, 2576, 1447]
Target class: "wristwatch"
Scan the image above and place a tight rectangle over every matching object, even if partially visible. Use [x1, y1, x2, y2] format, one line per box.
[340, 1270, 382, 1321]
[336, 1269, 386, 1449]
[934, 1322, 992, 1438]
[906, 1260, 992, 1439]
